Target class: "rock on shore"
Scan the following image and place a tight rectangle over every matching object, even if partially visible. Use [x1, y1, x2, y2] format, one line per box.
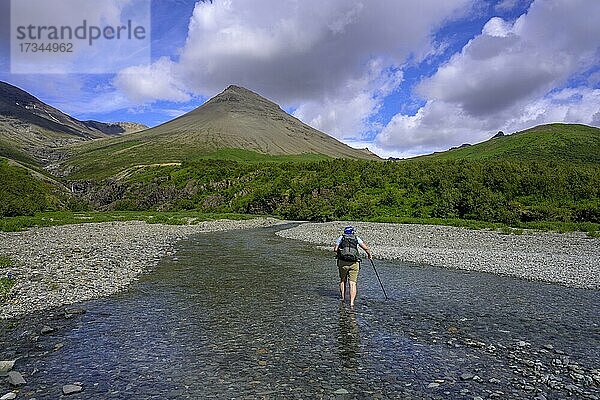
[0, 218, 281, 319]
[277, 222, 600, 289]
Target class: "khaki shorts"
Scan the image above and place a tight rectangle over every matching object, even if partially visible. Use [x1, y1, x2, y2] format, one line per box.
[338, 259, 360, 283]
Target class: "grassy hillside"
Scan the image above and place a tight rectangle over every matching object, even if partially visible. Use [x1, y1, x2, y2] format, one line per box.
[420, 124, 600, 164]
[0, 138, 39, 166]
[0, 158, 60, 217]
[2, 120, 599, 233]
[61, 86, 377, 179]
[0, 81, 151, 168]
[64, 147, 332, 180]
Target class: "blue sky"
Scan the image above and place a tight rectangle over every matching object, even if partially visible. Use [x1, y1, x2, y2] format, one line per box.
[1, 0, 599, 158]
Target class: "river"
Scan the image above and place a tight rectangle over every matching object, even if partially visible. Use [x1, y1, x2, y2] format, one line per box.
[2, 225, 599, 399]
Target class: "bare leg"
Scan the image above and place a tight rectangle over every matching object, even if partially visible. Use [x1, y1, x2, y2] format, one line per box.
[339, 278, 346, 301]
[349, 281, 357, 307]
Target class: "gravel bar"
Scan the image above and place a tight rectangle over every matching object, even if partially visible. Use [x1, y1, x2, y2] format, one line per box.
[0, 218, 282, 319]
[277, 222, 600, 290]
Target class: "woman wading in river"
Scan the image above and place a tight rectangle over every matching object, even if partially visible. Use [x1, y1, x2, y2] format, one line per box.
[333, 226, 372, 307]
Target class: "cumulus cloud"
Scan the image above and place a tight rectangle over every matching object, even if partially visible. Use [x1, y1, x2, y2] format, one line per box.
[494, 0, 527, 12]
[177, 0, 470, 100]
[513, 87, 600, 128]
[293, 59, 403, 138]
[378, 100, 493, 153]
[379, 86, 600, 153]
[116, 0, 472, 139]
[379, 0, 600, 152]
[114, 57, 191, 103]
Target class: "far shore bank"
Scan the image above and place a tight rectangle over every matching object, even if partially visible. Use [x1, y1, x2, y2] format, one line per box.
[0, 218, 282, 319]
[277, 222, 600, 290]
[2, 218, 598, 320]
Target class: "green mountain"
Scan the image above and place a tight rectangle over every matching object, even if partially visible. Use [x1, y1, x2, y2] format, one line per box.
[62, 85, 379, 179]
[418, 123, 600, 164]
[0, 81, 148, 169]
[1, 81, 597, 228]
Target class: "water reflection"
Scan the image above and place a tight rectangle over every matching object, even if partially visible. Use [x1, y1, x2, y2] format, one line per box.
[338, 303, 360, 370]
[7, 225, 599, 399]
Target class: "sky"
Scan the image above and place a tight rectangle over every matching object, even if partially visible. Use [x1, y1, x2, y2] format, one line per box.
[1, 0, 599, 158]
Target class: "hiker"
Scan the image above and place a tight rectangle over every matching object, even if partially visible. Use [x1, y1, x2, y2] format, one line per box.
[334, 226, 372, 307]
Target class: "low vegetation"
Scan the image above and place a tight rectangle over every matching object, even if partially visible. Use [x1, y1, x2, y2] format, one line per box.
[0, 211, 257, 232]
[0, 255, 15, 268]
[420, 124, 600, 164]
[0, 276, 16, 302]
[1, 123, 599, 235]
[0, 256, 16, 303]
[109, 157, 599, 226]
[0, 158, 59, 217]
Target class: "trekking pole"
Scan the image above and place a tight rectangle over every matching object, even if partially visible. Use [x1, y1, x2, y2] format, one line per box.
[369, 258, 388, 300]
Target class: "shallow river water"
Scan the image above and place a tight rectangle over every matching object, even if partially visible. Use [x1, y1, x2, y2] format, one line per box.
[4, 225, 600, 399]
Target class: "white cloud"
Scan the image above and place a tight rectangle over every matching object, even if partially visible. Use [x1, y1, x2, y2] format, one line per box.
[512, 87, 600, 128]
[481, 17, 512, 37]
[114, 57, 191, 103]
[378, 86, 600, 153]
[115, 0, 472, 139]
[161, 108, 192, 118]
[293, 59, 403, 138]
[343, 139, 425, 160]
[495, 0, 521, 12]
[378, 100, 493, 152]
[378, 0, 600, 153]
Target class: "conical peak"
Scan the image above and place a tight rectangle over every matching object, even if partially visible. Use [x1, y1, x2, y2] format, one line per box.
[205, 85, 281, 112]
[218, 85, 265, 100]
[223, 84, 252, 93]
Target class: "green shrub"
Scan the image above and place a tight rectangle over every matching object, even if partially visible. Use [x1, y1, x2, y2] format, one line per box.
[0, 276, 16, 302]
[0, 160, 51, 217]
[0, 256, 15, 268]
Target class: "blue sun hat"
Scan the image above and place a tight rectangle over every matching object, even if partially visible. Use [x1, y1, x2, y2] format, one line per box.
[344, 226, 355, 235]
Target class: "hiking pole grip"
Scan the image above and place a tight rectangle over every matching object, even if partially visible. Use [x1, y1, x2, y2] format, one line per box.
[370, 258, 389, 300]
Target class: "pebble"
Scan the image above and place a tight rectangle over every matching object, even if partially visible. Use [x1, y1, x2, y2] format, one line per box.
[62, 384, 84, 395]
[64, 307, 86, 316]
[7, 371, 26, 386]
[0, 393, 17, 400]
[0, 218, 282, 319]
[333, 388, 349, 394]
[0, 361, 15, 376]
[277, 222, 600, 289]
[460, 372, 475, 381]
[427, 383, 440, 388]
[40, 325, 54, 334]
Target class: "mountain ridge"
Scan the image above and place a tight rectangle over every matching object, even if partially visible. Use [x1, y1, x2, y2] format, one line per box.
[417, 123, 600, 164]
[0, 81, 148, 167]
[63, 85, 380, 178]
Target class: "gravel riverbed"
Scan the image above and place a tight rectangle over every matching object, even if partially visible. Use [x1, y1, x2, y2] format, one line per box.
[0, 218, 281, 319]
[277, 222, 600, 290]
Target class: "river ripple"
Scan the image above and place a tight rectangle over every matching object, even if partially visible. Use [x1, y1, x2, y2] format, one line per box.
[5, 225, 599, 399]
